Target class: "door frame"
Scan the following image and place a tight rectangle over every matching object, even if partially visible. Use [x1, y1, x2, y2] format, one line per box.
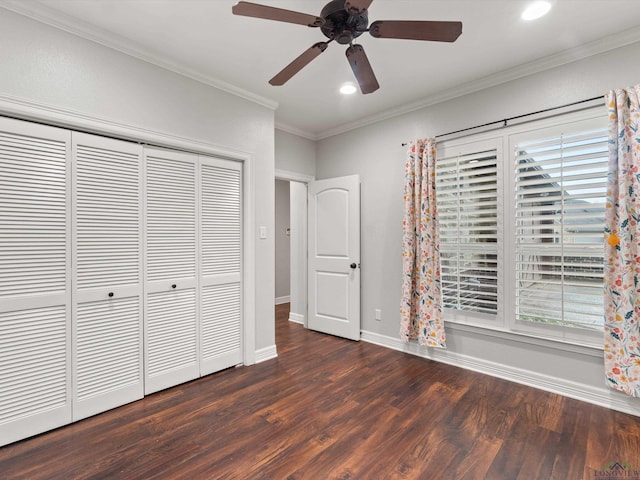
[275, 169, 314, 328]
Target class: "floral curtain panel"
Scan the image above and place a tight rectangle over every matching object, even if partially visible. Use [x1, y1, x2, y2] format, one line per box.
[400, 139, 446, 348]
[604, 83, 640, 398]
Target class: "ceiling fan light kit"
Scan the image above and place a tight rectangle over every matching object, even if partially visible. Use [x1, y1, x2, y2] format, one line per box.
[232, 0, 463, 95]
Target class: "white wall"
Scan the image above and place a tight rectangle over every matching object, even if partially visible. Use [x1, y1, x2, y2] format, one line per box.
[274, 179, 290, 302]
[0, 9, 276, 354]
[316, 41, 640, 415]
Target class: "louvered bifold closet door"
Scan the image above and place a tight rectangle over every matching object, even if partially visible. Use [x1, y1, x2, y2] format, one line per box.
[199, 156, 242, 375]
[144, 148, 199, 394]
[0, 117, 72, 446]
[72, 133, 144, 421]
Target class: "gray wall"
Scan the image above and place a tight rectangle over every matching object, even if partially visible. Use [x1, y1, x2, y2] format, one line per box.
[274, 179, 290, 301]
[0, 8, 276, 352]
[275, 128, 316, 177]
[316, 41, 640, 414]
[274, 128, 315, 322]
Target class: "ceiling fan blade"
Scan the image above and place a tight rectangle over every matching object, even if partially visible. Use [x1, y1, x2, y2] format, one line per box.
[269, 42, 329, 86]
[344, 0, 374, 15]
[369, 20, 463, 42]
[345, 44, 379, 95]
[232, 1, 324, 27]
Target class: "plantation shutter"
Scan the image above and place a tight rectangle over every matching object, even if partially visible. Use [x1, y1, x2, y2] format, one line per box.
[199, 157, 242, 375]
[436, 148, 499, 315]
[0, 118, 72, 446]
[514, 126, 608, 329]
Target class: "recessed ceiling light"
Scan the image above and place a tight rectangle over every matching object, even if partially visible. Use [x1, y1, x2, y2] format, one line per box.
[340, 83, 357, 95]
[522, 1, 551, 21]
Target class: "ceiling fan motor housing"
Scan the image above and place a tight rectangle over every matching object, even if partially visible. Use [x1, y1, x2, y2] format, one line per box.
[320, 0, 368, 44]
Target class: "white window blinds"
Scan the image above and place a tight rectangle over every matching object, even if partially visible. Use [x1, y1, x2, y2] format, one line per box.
[436, 149, 499, 315]
[514, 128, 608, 330]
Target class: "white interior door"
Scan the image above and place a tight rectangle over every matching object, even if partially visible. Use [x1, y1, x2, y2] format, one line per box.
[0, 118, 72, 446]
[308, 175, 360, 340]
[72, 132, 144, 421]
[199, 156, 243, 375]
[144, 148, 199, 394]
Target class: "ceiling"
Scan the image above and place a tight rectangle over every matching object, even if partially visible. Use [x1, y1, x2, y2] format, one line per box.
[3, 0, 640, 139]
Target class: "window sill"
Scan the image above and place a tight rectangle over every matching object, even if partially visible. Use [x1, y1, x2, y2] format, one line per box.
[444, 318, 604, 358]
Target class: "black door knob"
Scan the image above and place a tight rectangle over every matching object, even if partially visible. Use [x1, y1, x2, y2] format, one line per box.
[171, 284, 177, 289]
[350, 263, 357, 269]
[108, 292, 114, 297]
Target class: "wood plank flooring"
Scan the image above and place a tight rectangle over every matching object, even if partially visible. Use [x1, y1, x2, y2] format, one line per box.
[1, 303, 640, 479]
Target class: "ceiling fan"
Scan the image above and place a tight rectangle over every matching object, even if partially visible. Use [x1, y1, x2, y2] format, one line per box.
[232, 0, 463, 94]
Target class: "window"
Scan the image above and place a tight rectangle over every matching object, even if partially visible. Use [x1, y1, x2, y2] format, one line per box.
[513, 125, 608, 331]
[437, 111, 608, 345]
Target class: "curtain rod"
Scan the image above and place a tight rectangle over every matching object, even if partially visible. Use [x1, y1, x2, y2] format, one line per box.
[401, 94, 605, 146]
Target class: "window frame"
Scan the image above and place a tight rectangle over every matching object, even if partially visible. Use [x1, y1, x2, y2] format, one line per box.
[436, 107, 607, 348]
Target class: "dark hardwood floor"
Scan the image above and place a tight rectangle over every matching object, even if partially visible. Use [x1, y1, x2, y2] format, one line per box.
[2, 303, 640, 479]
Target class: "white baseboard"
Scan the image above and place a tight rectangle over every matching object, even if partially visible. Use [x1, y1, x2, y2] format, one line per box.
[255, 345, 278, 364]
[360, 330, 640, 417]
[288, 312, 304, 324]
[275, 296, 290, 305]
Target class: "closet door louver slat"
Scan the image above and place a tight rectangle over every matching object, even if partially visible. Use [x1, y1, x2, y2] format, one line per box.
[72, 133, 143, 421]
[75, 140, 141, 290]
[201, 283, 241, 373]
[146, 289, 198, 376]
[200, 158, 242, 375]
[146, 155, 197, 282]
[0, 131, 67, 298]
[144, 149, 199, 394]
[0, 118, 71, 447]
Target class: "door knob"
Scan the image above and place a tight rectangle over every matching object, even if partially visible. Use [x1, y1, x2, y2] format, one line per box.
[171, 284, 177, 289]
[350, 263, 357, 269]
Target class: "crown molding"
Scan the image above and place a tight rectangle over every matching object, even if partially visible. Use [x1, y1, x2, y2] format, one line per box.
[0, 1, 278, 111]
[315, 26, 640, 140]
[275, 122, 318, 141]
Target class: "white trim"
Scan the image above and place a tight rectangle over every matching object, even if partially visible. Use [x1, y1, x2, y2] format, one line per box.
[254, 345, 278, 364]
[288, 312, 305, 324]
[361, 329, 640, 417]
[275, 122, 317, 141]
[242, 152, 257, 367]
[275, 168, 315, 183]
[0, 93, 258, 370]
[0, 1, 278, 111]
[275, 295, 290, 305]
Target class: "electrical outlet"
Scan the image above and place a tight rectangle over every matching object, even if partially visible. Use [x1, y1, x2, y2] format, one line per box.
[375, 309, 382, 321]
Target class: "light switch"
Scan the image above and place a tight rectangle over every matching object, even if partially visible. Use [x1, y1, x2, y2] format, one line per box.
[259, 226, 267, 239]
